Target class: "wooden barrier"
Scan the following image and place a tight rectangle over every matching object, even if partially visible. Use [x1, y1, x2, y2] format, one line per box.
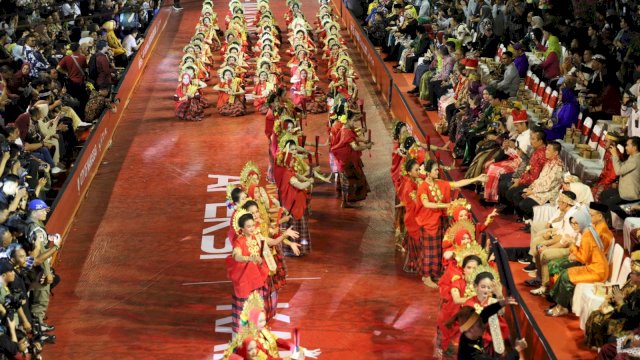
[46, 8, 172, 241]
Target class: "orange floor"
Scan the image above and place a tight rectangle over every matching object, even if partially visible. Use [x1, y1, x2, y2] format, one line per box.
[45, 1, 441, 359]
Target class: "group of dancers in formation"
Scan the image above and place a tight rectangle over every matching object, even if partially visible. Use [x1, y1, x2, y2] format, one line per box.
[391, 120, 531, 359]
[181, 0, 373, 358]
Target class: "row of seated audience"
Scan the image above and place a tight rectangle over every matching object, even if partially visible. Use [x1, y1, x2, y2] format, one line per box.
[360, 0, 640, 359]
[0, 0, 155, 357]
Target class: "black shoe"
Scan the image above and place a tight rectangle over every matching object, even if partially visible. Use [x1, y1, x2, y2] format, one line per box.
[517, 256, 532, 264]
[523, 262, 537, 272]
[524, 278, 541, 287]
[40, 334, 56, 344]
[41, 323, 55, 332]
[408, 87, 419, 94]
[424, 105, 437, 111]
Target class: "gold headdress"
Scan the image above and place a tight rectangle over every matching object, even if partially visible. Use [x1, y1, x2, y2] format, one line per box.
[221, 325, 259, 360]
[447, 198, 472, 218]
[240, 161, 261, 186]
[454, 242, 488, 268]
[278, 132, 297, 151]
[232, 208, 252, 235]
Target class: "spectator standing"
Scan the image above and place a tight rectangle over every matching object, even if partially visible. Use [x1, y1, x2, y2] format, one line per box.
[25, 199, 61, 333]
[601, 137, 640, 221]
[56, 43, 88, 107]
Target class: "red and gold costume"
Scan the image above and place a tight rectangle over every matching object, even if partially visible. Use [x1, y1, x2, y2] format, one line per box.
[416, 179, 452, 278]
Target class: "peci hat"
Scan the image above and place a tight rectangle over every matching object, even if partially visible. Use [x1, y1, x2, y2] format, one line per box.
[465, 58, 478, 70]
[28, 199, 49, 211]
[558, 191, 577, 205]
[589, 202, 609, 214]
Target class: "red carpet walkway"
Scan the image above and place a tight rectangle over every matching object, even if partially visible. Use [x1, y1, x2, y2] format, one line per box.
[45, 1, 440, 359]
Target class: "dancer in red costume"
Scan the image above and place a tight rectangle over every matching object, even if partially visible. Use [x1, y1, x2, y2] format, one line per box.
[437, 253, 484, 358]
[331, 113, 372, 208]
[464, 268, 511, 356]
[399, 158, 423, 273]
[416, 160, 487, 288]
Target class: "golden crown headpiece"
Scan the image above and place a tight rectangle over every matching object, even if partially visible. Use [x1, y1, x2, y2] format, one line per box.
[454, 242, 488, 268]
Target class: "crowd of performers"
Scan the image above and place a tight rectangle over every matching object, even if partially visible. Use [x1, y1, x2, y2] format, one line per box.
[391, 120, 532, 359]
[217, 0, 372, 359]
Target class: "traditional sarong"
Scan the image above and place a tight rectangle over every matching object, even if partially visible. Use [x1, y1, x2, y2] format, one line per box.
[219, 98, 247, 116]
[176, 98, 205, 121]
[548, 270, 575, 308]
[420, 224, 444, 278]
[340, 161, 370, 202]
[403, 232, 421, 273]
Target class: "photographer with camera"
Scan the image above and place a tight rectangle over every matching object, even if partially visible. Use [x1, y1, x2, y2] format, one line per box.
[24, 200, 60, 344]
[0, 176, 28, 216]
[0, 260, 30, 359]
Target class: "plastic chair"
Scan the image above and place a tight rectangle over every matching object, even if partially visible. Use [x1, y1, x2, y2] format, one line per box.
[581, 117, 594, 140]
[617, 258, 631, 285]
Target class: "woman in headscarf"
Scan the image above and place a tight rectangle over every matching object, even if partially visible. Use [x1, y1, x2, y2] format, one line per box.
[530, 206, 591, 296]
[546, 203, 615, 317]
[543, 86, 580, 140]
[534, 34, 561, 81]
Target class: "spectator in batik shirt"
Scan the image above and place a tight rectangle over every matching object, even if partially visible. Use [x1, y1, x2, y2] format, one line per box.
[23, 37, 50, 78]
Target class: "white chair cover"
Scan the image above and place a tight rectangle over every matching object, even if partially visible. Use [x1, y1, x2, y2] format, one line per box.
[623, 217, 640, 253]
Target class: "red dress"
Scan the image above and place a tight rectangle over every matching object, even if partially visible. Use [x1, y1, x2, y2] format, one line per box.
[226, 234, 269, 298]
[253, 81, 271, 114]
[390, 143, 404, 192]
[592, 149, 621, 200]
[416, 180, 452, 278]
[331, 127, 370, 202]
[437, 266, 467, 350]
[401, 178, 421, 273]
